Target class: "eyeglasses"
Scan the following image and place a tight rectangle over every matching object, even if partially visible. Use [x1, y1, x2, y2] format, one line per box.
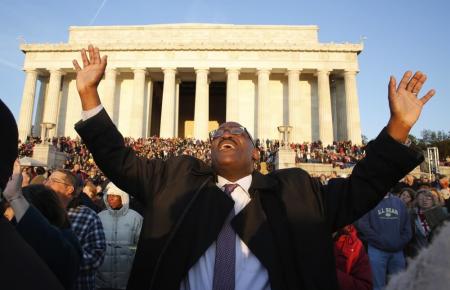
[209, 126, 254, 146]
[418, 195, 433, 200]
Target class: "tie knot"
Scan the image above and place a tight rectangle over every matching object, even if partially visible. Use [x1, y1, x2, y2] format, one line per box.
[223, 183, 238, 195]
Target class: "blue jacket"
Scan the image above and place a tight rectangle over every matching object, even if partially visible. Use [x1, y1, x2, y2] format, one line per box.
[357, 193, 412, 252]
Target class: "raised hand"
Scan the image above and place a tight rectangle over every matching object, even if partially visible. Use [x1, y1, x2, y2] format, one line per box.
[72, 44, 107, 110]
[3, 160, 23, 202]
[387, 71, 435, 143]
[3, 159, 29, 222]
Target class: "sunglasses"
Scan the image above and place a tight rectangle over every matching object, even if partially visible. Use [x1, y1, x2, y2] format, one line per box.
[209, 126, 254, 146]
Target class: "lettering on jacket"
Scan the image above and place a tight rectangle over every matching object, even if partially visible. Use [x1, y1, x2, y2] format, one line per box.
[377, 207, 399, 219]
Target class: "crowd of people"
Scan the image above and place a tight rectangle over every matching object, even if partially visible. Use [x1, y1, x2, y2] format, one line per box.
[11, 146, 450, 290]
[1, 45, 444, 290]
[18, 135, 368, 182]
[333, 173, 450, 290]
[14, 131, 450, 290]
[12, 123, 450, 290]
[3, 160, 143, 290]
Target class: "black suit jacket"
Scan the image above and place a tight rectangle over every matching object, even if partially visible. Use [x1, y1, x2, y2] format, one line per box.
[75, 109, 423, 290]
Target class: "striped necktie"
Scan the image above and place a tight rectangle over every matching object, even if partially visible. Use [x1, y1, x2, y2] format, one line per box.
[212, 183, 239, 290]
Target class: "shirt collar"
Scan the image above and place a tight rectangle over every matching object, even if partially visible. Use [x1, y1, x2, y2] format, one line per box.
[217, 174, 252, 194]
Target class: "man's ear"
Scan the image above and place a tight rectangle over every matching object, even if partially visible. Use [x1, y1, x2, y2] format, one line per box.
[251, 148, 260, 161]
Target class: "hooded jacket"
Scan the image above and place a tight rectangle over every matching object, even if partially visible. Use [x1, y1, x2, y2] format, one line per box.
[356, 193, 412, 252]
[96, 182, 143, 289]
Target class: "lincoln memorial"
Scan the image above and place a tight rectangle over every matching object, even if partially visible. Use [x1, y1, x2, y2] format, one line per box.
[17, 24, 363, 145]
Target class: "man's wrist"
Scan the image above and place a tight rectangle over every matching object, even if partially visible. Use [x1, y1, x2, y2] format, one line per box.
[386, 118, 411, 144]
[82, 104, 104, 121]
[79, 87, 101, 111]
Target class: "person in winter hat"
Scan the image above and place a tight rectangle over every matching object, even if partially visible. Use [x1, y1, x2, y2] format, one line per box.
[97, 182, 143, 290]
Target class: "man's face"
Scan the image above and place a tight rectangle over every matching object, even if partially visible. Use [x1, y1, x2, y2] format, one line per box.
[107, 194, 123, 210]
[45, 171, 74, 200]
[73, 164, 80, 172]
[210, 122, 258, 177]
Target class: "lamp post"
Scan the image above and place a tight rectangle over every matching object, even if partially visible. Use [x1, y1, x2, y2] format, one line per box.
[275, 125, 296, 169]
[277, 125, 293, 149]
[40, 122, 55, 143]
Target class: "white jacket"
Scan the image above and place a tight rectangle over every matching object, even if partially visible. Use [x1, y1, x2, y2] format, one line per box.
[96, 183, 143, 289]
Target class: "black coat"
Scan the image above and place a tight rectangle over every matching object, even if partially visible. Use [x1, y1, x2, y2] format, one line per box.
[75, 109, 423, 290]
[16, 206, 82, 289]
[0, 216, 64, 290]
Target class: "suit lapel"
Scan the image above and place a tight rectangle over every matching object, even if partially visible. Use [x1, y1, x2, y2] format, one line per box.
[148, 171, 235, 289]
[231, 171, 302, 290]
[178, 172, 234, 270]
[231, 171, 288, 289]
[231, 191, 276, 267]
[170, 170, 297, 289]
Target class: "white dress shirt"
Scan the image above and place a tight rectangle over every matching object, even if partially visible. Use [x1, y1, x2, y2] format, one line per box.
[81, 104, 104, 121]
[180, 175, 270, 290]
[81, 106, 270, 290]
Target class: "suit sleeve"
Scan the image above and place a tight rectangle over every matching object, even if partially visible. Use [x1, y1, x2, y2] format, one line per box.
[75, 109, 166, 205]
[323, 128, 423, 232]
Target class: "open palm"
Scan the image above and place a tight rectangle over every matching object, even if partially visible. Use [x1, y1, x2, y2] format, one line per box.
[388, 71, 435, 130]
[72, 44, 107, 94]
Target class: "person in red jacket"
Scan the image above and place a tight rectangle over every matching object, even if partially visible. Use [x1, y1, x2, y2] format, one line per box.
[334, 225, 373, 290]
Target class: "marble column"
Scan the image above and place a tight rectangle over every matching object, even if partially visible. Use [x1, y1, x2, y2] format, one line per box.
[33, 77, 48, 137]
[317, 69, 334, 145]
[298, 74, 312, 143]
[132, 68, 147, 137]
[330, 79, 338, 140]
[18, 69, 38, 142]
[257, 69, 270, 140]
[194, 68, 209, 140]
[160, 68, 177, 138]
[226, 68, 240, 122]
[336, 79, 347, 141]
[103, 68, 118, 121]
[344, 70, 362, 144]
[43, 69, 63, 138]
[287, 69, 301, 141]
[175, 79, 180, 137]
[145, 78, 153, 138]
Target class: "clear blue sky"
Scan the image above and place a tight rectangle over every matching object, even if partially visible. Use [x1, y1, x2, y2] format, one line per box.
[1, 0, 448, 139]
